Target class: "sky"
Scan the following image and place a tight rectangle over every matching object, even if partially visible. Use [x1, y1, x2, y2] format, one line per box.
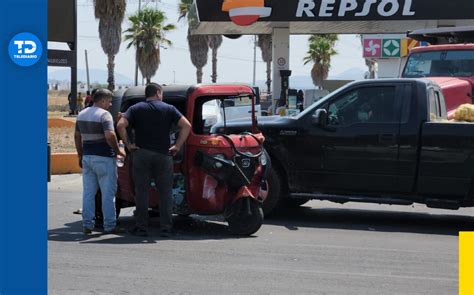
[48, 0, 368, 86]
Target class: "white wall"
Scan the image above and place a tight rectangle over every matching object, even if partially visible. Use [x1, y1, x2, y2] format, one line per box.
[374, 57, 409, 78]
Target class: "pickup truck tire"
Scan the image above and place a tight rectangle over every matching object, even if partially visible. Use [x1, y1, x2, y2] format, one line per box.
[262, 166, 284, 216]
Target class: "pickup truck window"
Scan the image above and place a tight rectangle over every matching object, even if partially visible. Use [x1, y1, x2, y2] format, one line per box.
[327, 86, 397, 126]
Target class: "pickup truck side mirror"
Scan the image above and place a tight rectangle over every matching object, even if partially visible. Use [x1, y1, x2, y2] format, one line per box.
[313, 109, 328, 127]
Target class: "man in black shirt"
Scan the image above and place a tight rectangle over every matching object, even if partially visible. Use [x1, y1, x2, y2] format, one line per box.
[117, 83, 191, 237]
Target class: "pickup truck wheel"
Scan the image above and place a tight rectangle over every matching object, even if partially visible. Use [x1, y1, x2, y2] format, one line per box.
[262, 167, 284, 216]
[227, 198, 264, 236]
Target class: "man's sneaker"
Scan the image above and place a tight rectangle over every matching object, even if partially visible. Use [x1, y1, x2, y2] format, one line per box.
[104, 227, 126, 235]
[130, 227, 148, 237]
[160, 228, 175, 238]
[83, 227, 93, 235]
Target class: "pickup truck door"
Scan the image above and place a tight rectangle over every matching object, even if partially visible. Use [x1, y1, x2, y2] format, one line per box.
[309, 84, 403, 193]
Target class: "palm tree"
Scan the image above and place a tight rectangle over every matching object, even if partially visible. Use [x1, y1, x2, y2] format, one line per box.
[94, 0, 126, 91]
[303, 34, 338, 89]
[124, 8, 176, 84]
[179, 0, 209, 83]
[257, 34, 272, 93]
[187, 31, 209, 83]
[208, 35, 223, 83]
[178, 0, 199, 29]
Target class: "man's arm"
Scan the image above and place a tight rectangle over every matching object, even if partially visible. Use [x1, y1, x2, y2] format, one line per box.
[74, 129, 83, 168]
[104, 130, 125, 157]
[169, 116, 191, 156]
[117, 117, 139, 151]
[116, 117, 129, 144]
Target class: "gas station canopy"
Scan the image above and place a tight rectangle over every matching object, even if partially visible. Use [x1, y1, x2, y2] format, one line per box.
[191, 0, 474, 111]
[192, 0, 474, 35]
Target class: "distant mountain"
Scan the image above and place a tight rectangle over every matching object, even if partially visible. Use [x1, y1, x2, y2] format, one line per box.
[255, 67, 366, 90]
[48, 68, 134, 85]
[329, 67, 366, 81]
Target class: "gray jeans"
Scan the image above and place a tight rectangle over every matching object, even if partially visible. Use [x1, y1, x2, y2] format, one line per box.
[132, 148, 174, 230]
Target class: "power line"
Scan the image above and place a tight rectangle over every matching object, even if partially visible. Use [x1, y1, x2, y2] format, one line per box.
[77, 35, 266, 64]
[77, 0, 178, 10]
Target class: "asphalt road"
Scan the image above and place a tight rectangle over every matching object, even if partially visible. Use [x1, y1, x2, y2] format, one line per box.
[48, 174, 474, 295]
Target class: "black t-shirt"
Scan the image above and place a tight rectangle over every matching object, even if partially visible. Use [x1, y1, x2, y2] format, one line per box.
[124, 100, 183, 155]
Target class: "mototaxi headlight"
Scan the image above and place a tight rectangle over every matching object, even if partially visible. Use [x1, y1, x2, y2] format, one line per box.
[213, 153, 226, 169]
[260, 152, 267, 166]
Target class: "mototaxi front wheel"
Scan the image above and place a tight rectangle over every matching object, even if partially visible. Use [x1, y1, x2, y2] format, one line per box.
[226, 198, 264, 236]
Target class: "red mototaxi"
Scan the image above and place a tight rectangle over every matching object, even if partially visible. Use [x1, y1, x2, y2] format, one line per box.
[113, 84, 268, 236]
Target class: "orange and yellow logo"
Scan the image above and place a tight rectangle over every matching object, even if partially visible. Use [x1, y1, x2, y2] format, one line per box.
[222, 0, 272, 26]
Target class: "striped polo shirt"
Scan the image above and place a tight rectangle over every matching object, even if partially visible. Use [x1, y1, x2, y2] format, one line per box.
[75, 106, 115, 157]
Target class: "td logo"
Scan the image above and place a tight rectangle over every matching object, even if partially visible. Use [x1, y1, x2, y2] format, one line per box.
[8, 32, 43, 67]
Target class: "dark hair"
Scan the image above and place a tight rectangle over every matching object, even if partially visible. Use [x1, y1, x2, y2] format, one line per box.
[86, 90, 90, 95]
[145, 83, 162, 98]
[93, 88, 113, 102]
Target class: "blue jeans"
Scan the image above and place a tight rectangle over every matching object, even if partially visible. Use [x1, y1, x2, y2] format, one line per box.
[82, 155, 117, 231]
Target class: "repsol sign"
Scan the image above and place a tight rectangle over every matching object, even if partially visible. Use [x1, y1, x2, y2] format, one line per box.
[196, 0, 474, 22]
[296, 0, 415, 18]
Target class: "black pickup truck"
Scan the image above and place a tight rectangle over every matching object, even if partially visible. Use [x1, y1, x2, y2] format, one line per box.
[212, 79, 474, 215]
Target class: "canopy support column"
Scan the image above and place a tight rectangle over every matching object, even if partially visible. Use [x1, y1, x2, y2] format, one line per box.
[271, 27, 290, 113]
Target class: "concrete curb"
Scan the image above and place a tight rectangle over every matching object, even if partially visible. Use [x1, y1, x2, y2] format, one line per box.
[48, 118, 75, 128]
[51, 153, 81, 175]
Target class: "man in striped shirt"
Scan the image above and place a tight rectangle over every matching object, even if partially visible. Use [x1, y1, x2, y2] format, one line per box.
[74, 89, 125, 235]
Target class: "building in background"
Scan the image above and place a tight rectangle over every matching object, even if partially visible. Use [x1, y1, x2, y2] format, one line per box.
[362, 34, 428, 78]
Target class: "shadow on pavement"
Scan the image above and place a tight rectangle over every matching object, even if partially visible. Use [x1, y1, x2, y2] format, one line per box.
[48, 215, 256, 244]
[264, 204, 474, 236]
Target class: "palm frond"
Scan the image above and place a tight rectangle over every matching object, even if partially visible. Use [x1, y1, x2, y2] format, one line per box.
[303, 34, 338, 88]
[123, 8, 176, 82]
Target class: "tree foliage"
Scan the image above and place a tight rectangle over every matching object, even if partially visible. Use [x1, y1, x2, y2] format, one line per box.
[124, 8, 176, 84]
[303, 34, 338, 88]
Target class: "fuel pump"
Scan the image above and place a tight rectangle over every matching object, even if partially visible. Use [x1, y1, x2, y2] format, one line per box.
[278, 70, 292, 108]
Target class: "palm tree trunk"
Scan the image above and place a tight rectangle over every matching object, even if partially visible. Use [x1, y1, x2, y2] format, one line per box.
[197, 67, 203, 83]
[146, 77, 151, 84]
[311, 65, 320, 89]
[211, 48, 217, 83]
[266, 60, 272, 94]
[107, 54, 115, 91]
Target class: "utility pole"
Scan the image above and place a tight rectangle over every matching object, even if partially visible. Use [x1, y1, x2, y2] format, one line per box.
[252, 35, 257, 86]
[85, 49, 90, 91]
[134, 0, 141, 86]
[173, 71, 176, 84]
